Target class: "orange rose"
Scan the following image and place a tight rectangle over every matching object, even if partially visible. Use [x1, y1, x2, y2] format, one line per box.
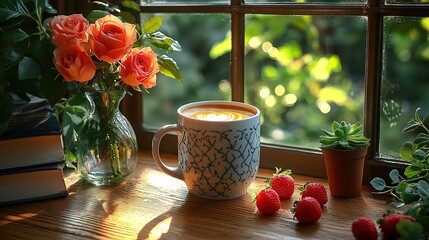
[119, 47, 160, 88]
[49, 14, 89, 47]
[86, 15, 136, 63]
[53, 44, 96, 82]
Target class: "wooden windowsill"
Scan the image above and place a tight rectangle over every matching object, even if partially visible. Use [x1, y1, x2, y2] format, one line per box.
[0, 151, 390, 239]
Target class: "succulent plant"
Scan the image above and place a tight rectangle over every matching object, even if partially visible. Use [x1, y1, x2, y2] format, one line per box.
[319, 121, 370, 150]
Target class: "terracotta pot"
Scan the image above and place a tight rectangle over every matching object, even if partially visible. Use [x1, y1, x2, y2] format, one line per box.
[322, 148, 367, 198]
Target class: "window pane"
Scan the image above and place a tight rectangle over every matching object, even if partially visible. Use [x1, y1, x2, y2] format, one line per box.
[385, 0, 429, 4]
[380, 17, 429, 160]
[244, 15, 366, 149]
[142, 14, 231, 129]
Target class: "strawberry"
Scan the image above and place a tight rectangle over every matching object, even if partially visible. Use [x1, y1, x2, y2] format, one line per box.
[292, 196, 322, 224]
[352, 217, 378, 240]
[300, 181, 328, 206]
[380, 213, 415, 239]
[255, 189, 281, 215]
[267, 167, 294, 199]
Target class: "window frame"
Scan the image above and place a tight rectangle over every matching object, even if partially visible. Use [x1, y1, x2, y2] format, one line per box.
[120, 0, 429, 180]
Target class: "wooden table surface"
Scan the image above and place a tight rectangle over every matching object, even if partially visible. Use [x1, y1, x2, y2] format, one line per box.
[0, 151, 391, 240]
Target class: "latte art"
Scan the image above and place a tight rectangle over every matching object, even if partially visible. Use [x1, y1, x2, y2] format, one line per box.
[182, 105, 254, 121]
[192, 110, 249, 121]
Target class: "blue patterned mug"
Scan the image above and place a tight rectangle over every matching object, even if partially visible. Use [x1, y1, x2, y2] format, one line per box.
[152, 101, 261, 200]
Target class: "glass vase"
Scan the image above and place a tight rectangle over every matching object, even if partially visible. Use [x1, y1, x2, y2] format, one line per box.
[76, 90, 138, 186]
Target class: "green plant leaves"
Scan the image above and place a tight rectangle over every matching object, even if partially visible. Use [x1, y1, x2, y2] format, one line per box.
[404, 163, 424, 179]
[389, 169, 401, 184]
[147, 31, 182, 52]
[143, 16, 162, 34]
[397, 219, 424, 240]
[158, 55, 183, 84]
[370, 177, 386, 191]
[87, 10, 110, 23]
[371, 108, 429, 238]
[0, 0, 29, 22]
[3, 29, 28, 43]
[18, 57, 41, 80]
[121, 0, 140, 13]
[319, 121, 369, 150]
[417, 180, 429, 199]
[400, 142, 414, 162]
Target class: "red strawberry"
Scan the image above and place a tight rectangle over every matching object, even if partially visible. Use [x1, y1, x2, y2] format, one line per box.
[380, 213, 415, 239]
[255, 189, 281, 215]
[300, 181, 328, 206]
[292, 196, 322, 224]
[352, 217, 378, 240]
[268, 168, 294, 199]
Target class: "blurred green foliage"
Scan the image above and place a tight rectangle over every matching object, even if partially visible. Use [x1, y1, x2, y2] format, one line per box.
[143, 13, 429, 159]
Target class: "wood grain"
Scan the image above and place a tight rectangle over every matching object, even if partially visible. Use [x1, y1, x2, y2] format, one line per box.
[0, 151, 390, 239]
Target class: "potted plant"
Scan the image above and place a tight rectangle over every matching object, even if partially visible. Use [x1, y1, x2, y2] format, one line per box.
[319, 121, 370, 198]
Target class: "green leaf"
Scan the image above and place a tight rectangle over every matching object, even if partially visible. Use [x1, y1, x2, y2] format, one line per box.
[400, 186, 419, 204]
[331, 121, 341, 132]
[417, 180, 429, 199]
[0, 47, 21, 65]
[334, 128, 344, 137]
[39, 0, 57, 14]
[29, 35, 55, 64]
[158, 55, 183, 83]
[18, 57, 41, 80]
[87, 10, 110, 23]
[412, 150, 427, 161]
[40, 69, 67, 105]
[118, 11, 135, 24]
[147, 31, 182, 51]
[0, 0, 29, 22]
[414, 133, 429, 148]
[370, 177, 386, 191]
[121, 0, 140, 13]
[144, 16, 162, 34]
[348, 122, 362, 135]
[404, 163, 424, 179]
[402, 108, 422, 133]
[389, 169, 400, 184]
[338, 140, 350, 149]
[320, 129, 335, 137]
[400, 142, 415, 162]
[402, 121, 421, 134]
[396, 181, 409, 192]
[3, 28, 28, 43]
[396, 219, 424, 240]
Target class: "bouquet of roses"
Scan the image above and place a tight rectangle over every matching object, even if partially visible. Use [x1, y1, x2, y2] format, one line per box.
[49, 13, 181, 91]
[48, 11, 182, 182]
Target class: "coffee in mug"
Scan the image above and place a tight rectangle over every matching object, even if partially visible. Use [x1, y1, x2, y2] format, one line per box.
[152, 101, 260, 200]
[182, 104, 254, 121]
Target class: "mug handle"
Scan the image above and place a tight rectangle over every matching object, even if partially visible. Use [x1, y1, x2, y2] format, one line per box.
[151, 124, 184, 180]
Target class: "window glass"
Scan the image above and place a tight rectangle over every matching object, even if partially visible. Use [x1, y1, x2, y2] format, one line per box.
[244, 15, 367, 149]
[142, 13, 231, 129]
[380, 16, 429, 160]
[385, 0, 429, 4]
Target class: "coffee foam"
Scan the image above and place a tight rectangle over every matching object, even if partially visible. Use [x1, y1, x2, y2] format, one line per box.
[182, 105, 254, 121]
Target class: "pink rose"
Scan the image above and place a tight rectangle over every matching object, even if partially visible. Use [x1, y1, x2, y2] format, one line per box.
[49, 14, 89, 47]
[119, 47, 160, 88]
[86, 14, 136, 63]
[53, 44, 96, 82]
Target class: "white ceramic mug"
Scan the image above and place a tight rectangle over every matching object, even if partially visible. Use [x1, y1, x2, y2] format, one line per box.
[152, 101, 261, 200]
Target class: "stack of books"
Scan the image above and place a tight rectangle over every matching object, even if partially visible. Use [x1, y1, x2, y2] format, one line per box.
[0, 94, 68, 205]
